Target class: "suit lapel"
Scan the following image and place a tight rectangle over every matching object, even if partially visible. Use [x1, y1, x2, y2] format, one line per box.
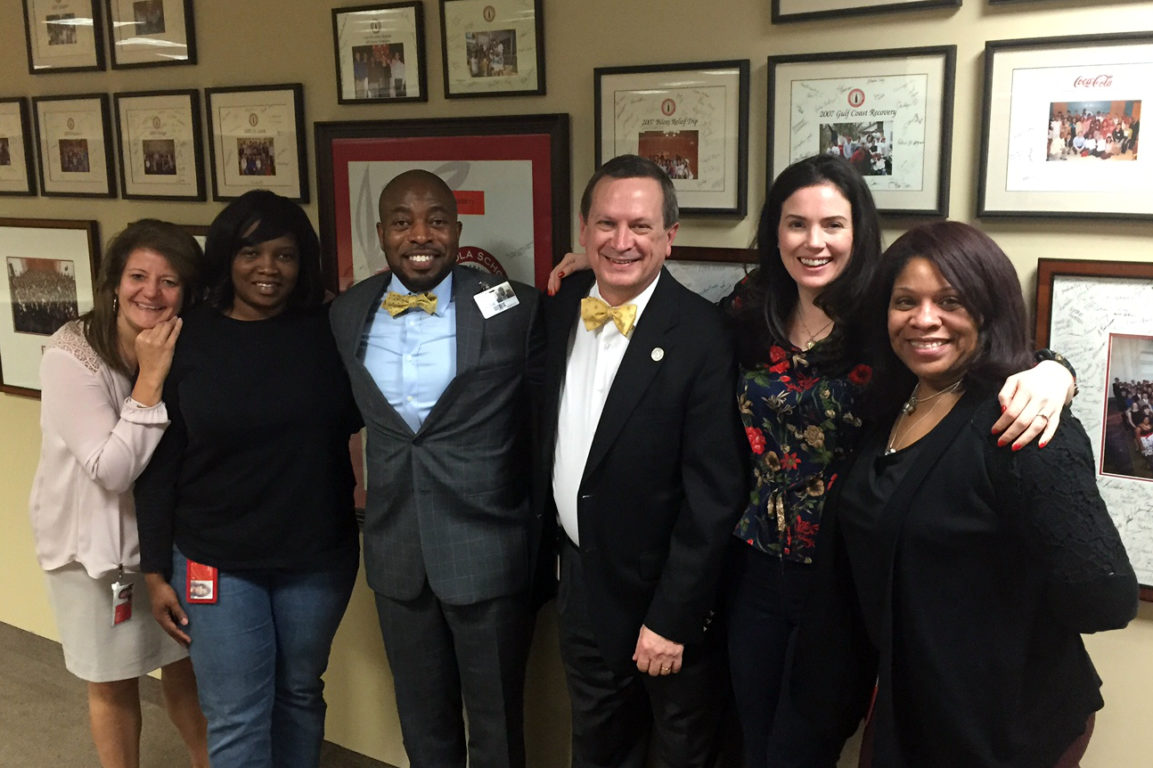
[419, 266, 486, 431]
[343, 273, 415, 435]
[582, 270, 680, 480]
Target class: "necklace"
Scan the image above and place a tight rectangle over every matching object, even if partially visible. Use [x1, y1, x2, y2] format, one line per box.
[794, 312, 833, 351]
[886, 383, 963, 455]
[900, 378, 963, 415]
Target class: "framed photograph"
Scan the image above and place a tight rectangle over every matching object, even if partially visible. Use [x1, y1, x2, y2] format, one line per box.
[205, 84, 308, 202]
[438, 0, 545, 98]
[773, 0, 959, 23]
[314, 113, 570, 293]
[0, 98, 37, 196]
[22, 0, 104, 73]
[0, 218, 99, 397]
[978, 32, 1152, 220]
[333, 2, 427, 104]
[32, 93, 116, 198]
[596, 60, 750, 217]
[768, 46, 956, 217]
[113, 90, 205, 200]
[1035, 258, 1153, 600]
[105, 0, 195, 68]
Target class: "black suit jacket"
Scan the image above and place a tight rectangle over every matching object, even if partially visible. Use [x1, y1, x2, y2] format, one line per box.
[536, 269, 747, 671]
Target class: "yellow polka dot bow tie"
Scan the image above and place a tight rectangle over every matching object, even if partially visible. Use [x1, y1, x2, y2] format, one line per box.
[383, 291, 437, 317]
[580, 296, 637, 336]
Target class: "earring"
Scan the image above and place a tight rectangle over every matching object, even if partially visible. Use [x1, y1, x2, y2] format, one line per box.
[113, 295, 119, 314]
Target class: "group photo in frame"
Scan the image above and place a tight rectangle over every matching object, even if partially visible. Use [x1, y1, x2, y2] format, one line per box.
[768, 45, 956, 216]
[205, 83, 308, 202]
[438, 0, 545, 98]
[1035, 258, 1153, 599]
[0, 217, 99, 397]
[105, 0, 196, 68]
[978, 31, 1152, 220]
[772, 0, 960, 23]
[113, 89, 205, 200]
[596, 60, 750, 217]
[32, 93, 116, 198]
[22, 0, 104, 73]
[314, 113, 570, 293]
[333, 2, 427, 104]
[0, 98, 37, 196]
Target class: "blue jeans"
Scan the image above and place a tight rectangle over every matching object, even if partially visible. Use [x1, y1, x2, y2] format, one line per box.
[171, 547, 358, 768]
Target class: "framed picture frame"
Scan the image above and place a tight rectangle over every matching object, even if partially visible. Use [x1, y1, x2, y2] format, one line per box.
[333, 2, 427, 104]
[768, 45, 956, 217]
[0, 98, 37, 196]
[32, 93, 116, 198]
[438, 0, 545, 98]
[22, 0, 104, 73]
[205, 84, 308, 202]
[596, 60, 750, 218]
[0, 217, 100, 397]
[977, 32, 1152, 220]
[772, 0, 959, 23]
[1035, 258, 1153, 600]
[105, 0, 196, 68]
[314, 113, 570, 293]
[113, 90, 205, 201]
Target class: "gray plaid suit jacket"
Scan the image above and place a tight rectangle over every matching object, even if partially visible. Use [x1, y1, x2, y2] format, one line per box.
[330, 266, 543, 605]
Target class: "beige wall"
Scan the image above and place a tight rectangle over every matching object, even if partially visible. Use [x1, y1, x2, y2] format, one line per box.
[2, 1, 1152, 765]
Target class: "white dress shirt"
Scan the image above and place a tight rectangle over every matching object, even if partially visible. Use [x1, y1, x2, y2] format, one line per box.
[552, 274, 661, 545]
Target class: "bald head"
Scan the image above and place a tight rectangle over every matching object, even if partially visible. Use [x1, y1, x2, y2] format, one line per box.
[378, 169, 458, 222]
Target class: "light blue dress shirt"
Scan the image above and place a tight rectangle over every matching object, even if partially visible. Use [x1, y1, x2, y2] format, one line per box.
[361, 273, 456, 433]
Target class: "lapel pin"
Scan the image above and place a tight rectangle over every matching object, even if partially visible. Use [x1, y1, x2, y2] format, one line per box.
[651, 347, 664, 362]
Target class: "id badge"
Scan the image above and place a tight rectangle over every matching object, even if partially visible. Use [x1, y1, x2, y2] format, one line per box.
[473, 281, 520, 319]
[186, 559, 219, 604]
[111, 575, 133, 626]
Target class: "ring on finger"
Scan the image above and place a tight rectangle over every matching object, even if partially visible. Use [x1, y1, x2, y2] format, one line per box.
[1036, 413, 1049, 425]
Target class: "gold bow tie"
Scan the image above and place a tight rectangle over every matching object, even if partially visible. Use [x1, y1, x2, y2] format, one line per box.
[382, 291, 437, 317]
[580, 296, 637, 336]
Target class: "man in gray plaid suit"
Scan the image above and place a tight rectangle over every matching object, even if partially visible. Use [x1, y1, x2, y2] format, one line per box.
[330, 169, 543, 768]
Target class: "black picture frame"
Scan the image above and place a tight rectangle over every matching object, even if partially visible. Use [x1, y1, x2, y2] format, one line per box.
[0, 98, 38, 196]
[438, 0, 546, 98]
[32, 93, 117, 198]
[333, 2, 428, 104]
[113, 89, 205, 201]
[105, 0, 196, 69]
[772, 0, 960, 23]
[768, 45, 956, 217]
[205, 83, 308, 203]
[22, 0, 105, 73]
[595, 59, 750, 218]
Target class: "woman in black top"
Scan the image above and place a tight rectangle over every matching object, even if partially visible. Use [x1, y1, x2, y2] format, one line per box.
[793, 221, 1137, 767]
[136, 191, 361, 768]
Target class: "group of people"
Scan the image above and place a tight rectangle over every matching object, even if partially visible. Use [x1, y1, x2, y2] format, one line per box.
[1117, 378, 1153, 468]
[29, 152, 1137, 768]
[823, 126, 891, 177]
[8, 261, 79, 335]
[648, 151, 696, 179]
[467, 35, 510, 77]
[353, 47, 406, 99]
[1047, 109, 1140, 161]
[236, 139, 276, 176]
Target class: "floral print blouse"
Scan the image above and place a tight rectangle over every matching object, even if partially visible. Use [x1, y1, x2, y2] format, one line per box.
[734, 339, 872, 565]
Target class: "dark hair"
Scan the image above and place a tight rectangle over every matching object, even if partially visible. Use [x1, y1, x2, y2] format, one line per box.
[579, 154, 679, 229]
[203, 189, 323, 312]
[730, 155, 882, 373]
[863, 221, 1034, 422]
[82, 219, 203, 377]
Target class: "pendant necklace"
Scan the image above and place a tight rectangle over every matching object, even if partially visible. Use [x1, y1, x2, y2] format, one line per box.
[900, 378, 963, 415]
[886, 380, 964, 455]
[795, 314, 833, 351]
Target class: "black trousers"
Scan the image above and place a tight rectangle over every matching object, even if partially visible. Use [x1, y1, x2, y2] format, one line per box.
[374, 584, 532, 768]
[557, 540, 726, 768]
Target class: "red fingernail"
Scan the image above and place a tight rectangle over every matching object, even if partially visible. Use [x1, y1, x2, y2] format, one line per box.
[1001, 404, 1007, 412]
[558, 271, 565, 278]
[1012, 444, 1022, 452]
[1039, 440, 1048, 449]
[996, 437, 1006, 446]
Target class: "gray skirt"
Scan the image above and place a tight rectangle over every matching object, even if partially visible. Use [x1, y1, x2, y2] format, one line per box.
[45, 563, 188, 683]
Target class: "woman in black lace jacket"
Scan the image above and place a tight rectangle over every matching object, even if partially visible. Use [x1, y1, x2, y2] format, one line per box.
[791, 221, 1138, 768]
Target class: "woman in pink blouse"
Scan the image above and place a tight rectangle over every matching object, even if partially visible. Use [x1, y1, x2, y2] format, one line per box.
[28, 220, 208, 768]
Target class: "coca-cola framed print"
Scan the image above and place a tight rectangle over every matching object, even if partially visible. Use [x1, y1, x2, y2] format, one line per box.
[977, 32, 1152, 220]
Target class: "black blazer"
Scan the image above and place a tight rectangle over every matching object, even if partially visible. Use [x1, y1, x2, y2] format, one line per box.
[535, 269, 747, 672]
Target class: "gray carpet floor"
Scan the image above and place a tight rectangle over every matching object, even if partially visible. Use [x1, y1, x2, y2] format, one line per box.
[0, 621, 392, 767]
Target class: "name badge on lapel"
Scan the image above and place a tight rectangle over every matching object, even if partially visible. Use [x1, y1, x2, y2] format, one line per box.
[473, 281, 520, 319]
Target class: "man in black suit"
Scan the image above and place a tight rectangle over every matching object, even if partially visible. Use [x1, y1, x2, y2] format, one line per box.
[537, 155, 746, 767]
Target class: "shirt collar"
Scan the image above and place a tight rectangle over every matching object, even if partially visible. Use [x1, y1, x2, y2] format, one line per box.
[588, 270, 661, 327]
